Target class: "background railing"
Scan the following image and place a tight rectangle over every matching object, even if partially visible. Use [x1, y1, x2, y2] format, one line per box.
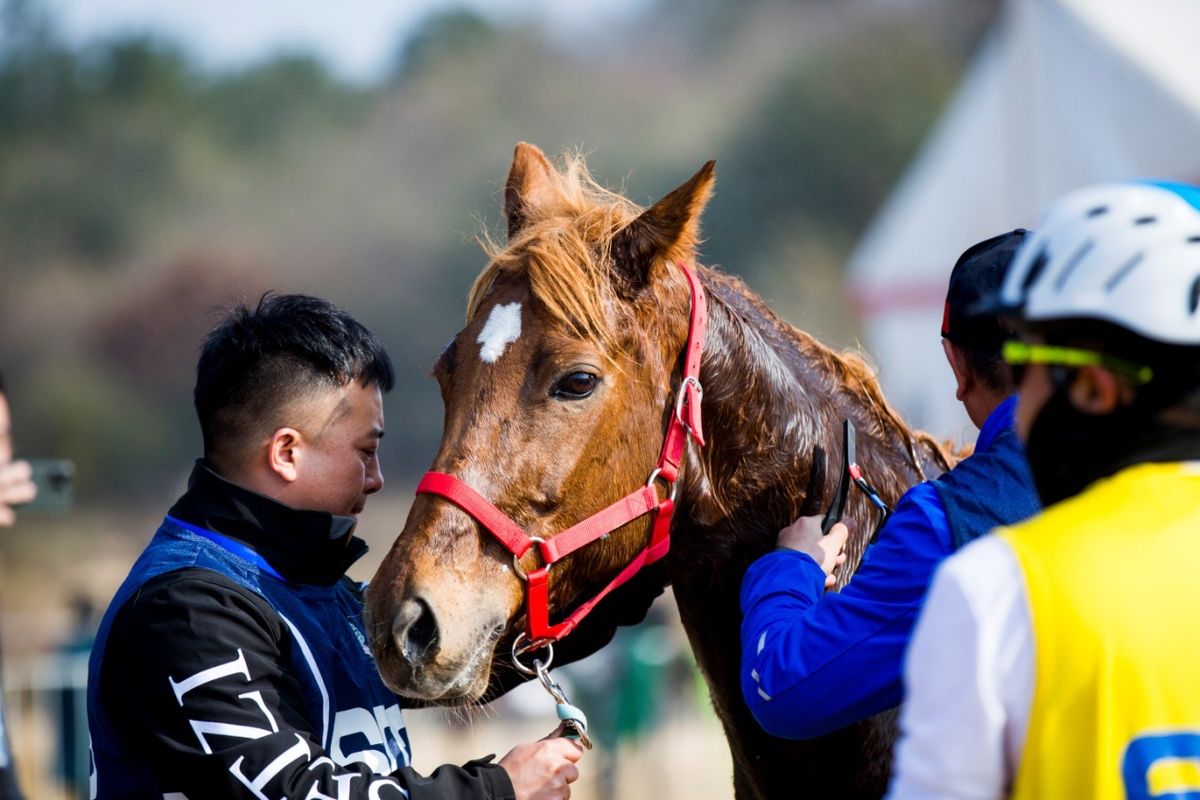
[4, 650, 90, 800]
[1, 594, 731, 800]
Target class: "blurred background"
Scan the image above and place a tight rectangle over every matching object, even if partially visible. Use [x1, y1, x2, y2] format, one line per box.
[4, 0, 1194, 795]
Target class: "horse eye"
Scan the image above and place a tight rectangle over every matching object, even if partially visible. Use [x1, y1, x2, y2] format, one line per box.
[553, 371, 598, 400]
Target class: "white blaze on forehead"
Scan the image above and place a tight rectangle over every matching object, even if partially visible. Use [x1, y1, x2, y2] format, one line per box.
[476, 302, 523, 363]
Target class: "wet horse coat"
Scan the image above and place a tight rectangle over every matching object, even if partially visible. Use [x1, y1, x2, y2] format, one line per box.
[367, 144, 953, 798]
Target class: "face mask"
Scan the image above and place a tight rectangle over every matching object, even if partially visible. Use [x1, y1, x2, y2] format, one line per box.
[1025, 382, 1200, 506]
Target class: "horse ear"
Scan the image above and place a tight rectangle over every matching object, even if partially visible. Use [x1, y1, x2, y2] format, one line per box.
[504, 142, 557, 240]
[612, 160, 715, 293]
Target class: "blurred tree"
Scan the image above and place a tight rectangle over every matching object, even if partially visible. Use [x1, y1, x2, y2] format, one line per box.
[89, 249, 272, 394]
[705, 17, 964, 286]
[0, 0, 83, 139]
[0, 29, 193, 263]
[389, 8, 497, 83]
[0, 0, 996, 507]
[203, 54, 366, 151]
[17, 361, 176, 499]
[86, 36, 193, 108]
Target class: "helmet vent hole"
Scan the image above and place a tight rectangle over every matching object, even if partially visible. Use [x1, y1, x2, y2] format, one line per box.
[1054, 240, 1094, 290]
[1021, 249, 1050, 295]
[1135, 216, 1157, 225]
[1188, 235, 1200, 244]
[1104, 253, 1144, 291]
[1086, 206, 1109, 218]
[1190, 275, 1200, 315]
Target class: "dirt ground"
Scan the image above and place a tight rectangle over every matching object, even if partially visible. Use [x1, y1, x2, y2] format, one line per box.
[408, 703, 733, 800]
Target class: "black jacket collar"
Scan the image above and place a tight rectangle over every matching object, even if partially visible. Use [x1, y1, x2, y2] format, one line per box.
[168, 460, 368, 586]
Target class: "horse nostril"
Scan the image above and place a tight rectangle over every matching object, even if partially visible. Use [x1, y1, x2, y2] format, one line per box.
[394, 597, 440, 665]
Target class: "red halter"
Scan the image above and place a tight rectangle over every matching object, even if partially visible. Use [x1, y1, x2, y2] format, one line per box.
[416, 262, 707, 650]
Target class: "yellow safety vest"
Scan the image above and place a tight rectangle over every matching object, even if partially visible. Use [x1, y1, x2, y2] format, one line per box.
[1001, 462, 1200, 800]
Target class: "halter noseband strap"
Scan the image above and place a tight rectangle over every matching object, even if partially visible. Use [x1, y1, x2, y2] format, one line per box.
[415, 261, 707, 648]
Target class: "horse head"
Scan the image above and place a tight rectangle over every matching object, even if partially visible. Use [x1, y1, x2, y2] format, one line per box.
[367, 143, 714, 702]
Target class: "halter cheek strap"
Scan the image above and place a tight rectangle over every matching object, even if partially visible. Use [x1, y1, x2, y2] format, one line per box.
[416, 261, 707, 647]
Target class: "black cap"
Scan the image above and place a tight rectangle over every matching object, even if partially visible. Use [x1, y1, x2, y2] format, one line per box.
[941, 229, 1027, 347]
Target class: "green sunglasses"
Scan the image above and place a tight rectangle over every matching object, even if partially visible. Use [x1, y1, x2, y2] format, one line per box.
[1002, 340, 1154, 385]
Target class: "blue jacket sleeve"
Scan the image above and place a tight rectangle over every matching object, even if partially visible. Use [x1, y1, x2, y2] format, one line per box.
[738, 483, 953, 739]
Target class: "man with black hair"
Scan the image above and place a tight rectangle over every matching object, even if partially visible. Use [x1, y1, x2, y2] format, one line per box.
[738, 231, 1041, 740]
[0, 372, 32, 800]
[88, 294, 584, 799]
[888, 181, 1200, 798]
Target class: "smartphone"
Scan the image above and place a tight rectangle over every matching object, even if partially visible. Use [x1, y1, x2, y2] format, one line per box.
[18, 458, 75, 513]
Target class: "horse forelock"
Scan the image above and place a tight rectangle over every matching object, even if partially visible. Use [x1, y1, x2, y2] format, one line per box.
[468, 153, 654, 360]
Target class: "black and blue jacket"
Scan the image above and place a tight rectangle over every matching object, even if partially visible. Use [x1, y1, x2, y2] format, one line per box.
[87, 463, 513, 799]
[739, 395, 1040, 739]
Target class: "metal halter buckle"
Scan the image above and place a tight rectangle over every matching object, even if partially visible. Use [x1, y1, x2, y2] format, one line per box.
[674, 375, 703, 430]
[512, 535, 547, 581]
[533, 650, 594, 750]
[535, 659, 567, 704]
[645, 468, 678, 503]
[511, 632, 555, 674]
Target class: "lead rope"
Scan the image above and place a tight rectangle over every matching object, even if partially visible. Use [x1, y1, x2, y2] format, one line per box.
[537, 660, 592, 750]
[511, 639, 593, 750]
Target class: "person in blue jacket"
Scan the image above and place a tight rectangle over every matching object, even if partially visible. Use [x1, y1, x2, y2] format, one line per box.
[739, 230, 1042, 740]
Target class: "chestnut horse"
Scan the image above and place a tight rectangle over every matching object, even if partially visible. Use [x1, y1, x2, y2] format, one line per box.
[367, 143, 953, 798]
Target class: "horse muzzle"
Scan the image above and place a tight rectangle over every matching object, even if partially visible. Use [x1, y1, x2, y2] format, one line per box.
[369, 587, 507, 703]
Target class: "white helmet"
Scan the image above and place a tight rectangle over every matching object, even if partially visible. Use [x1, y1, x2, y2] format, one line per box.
[1000, 181, 1200, 346]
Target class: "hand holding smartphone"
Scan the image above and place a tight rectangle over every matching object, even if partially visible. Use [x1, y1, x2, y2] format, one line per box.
[12, 458, 75, 514]
[0, 459, 36, 525]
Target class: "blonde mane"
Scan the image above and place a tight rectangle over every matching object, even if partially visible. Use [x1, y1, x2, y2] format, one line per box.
[470, 154, 646, 357]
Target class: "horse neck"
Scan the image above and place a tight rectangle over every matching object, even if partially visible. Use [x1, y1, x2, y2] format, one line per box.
[656, 269, 925, 797]
[675, 270, 934, 573]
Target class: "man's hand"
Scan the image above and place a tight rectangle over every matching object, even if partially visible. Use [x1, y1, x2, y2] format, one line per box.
[776, 514, 855, 589]
[498, 732, 584, 800]
[0, 459, 36, 527]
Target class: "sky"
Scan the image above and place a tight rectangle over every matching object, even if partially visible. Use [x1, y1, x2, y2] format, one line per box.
[40, 0, 651, 83]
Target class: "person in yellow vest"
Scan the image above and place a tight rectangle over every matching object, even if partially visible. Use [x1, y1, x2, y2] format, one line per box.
[887, 180, 1200, 800]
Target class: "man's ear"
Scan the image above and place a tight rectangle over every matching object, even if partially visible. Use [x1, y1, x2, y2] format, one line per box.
[1068, 366, 1126, 415]
[267, 428, 303, 483]
[942, 339, 973, 402]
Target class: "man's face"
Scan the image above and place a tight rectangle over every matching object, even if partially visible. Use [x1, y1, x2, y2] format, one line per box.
[1015, 361, 1055, 443]
[288, 380, 385, 517]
